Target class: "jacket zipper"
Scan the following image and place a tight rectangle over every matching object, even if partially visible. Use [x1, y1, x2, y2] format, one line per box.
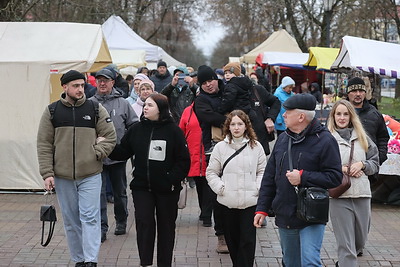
[72, 106, 76, 180]
[146, 127, 154, 191]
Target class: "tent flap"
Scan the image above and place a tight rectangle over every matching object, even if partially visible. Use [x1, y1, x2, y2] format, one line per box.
[304, 47, 339, 71]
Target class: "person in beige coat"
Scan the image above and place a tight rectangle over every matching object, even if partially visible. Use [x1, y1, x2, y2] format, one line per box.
[327, 100, 379, 267]
[206, 110, 266, 267]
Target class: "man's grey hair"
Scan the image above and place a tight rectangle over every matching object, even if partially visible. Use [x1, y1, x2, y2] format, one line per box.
[296, 109, 315, 121]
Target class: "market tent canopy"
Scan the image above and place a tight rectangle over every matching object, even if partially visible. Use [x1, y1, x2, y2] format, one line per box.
[102, 15, 185, 67]
[261, 51, 309, 69]
[0, 21, 111, 190]
[304, 47, 340, 71]
[242, 29, 302, 64]
[109, 49, 146, 68]
[331, 36, 400, 78]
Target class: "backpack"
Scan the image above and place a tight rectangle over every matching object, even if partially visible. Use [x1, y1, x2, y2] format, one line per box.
[48, 100, 99, 126]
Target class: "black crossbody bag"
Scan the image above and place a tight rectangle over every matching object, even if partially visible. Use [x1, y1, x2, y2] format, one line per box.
[40, 191, 57, 247]
[219, 143, 247, 177]
[288, 138, 329, 224]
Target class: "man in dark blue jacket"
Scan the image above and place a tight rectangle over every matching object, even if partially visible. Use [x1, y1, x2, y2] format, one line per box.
[254, 94, 342, 267]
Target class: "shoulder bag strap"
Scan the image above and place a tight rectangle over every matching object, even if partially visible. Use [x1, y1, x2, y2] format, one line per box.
[41, 220, 56, 247]
[347, 140, 355, 175]
[220, 143, 247, 176]
[252, 86, 267, 118]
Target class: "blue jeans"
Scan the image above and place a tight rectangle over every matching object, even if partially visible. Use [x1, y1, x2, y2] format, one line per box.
[55, 174, 101, 263]
[279, 224, 325, 267]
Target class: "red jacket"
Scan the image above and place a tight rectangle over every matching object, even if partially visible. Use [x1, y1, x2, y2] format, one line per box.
[179, 103, 207, 177]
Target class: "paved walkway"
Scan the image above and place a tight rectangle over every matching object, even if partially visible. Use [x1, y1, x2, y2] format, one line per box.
[0, 187, 400, 266]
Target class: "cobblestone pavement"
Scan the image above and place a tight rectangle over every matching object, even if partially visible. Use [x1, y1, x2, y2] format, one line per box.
[0, 187, 400, 267]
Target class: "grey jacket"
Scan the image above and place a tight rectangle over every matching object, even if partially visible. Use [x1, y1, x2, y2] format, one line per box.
[90, 88, 138, 165]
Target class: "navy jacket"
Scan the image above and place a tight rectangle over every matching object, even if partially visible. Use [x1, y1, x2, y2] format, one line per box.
[256, 118, 342, 229]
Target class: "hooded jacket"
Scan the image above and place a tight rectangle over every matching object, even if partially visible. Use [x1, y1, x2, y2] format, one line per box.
[310, 83, 323, 103]
[37, 94, 117, 180]
[217, 76, 252, 114]
[90, 88, 138, 165]
[179, 103, 207, 177]
[109, 118, 191, 194]
[274, 86, 294, 131]
[256, 118, 342, 228]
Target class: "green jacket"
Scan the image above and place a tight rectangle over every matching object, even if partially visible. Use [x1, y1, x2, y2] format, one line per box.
[37, 94, 116, 180]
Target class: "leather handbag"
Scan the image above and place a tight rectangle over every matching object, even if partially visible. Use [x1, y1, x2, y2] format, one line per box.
[40, 191, 57, 247]
[40, 204, 57, 247]
[211, 126, 224, 142]
[288, 138, 329, 224]
[178, 179, 188, 209]
[329, 140, 354, 198]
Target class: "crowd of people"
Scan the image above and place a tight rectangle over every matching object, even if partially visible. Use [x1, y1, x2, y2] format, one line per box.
[37, 60, 389, 267]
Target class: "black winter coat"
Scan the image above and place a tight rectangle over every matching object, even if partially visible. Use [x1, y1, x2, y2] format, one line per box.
[109, 118, 190, 193]
[161, 83, 196, 123]
[256, 119, 342, 229]
[218, 76, 252, 114]
[356, 100, 389, 165]
[150, 71, 173, 93]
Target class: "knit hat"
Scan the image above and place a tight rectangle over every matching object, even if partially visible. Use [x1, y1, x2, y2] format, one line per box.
[133, 73, 148, 82]
[95, 69, 115, 80]
[139, 79, 155, 91]
[223, 62, 241, 77]
[197, 65, 218, 85]
[347, 77, 366, 93]
[157, 60, 167, 68]
[173, 66, 189, 75]
[283, 93, 316, 111]
[60, 70, 86, 85]
[280, 76, 295, 88]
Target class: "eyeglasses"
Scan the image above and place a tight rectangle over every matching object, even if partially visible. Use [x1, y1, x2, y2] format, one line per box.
[96, 79, 112, 84]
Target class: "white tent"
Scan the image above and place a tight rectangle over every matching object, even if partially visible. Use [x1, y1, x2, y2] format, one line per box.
[0, 22, 112, 190]
[109, 49, 146, 68]
[102, 15, 185, 67]
[331, 36, 400, 78]
[242, 29, 302, 64]
[262, 51, 309, 69]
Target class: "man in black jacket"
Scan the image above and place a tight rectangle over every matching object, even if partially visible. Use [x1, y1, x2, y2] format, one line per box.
[346, 77, 389, 184]
[150, 60, 173, 93]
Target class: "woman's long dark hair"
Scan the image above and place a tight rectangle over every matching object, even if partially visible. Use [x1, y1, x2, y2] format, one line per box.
[147, 93, 173, 122]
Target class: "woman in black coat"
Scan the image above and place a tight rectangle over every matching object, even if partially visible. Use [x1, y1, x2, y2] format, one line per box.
[110, 93, 190, 267]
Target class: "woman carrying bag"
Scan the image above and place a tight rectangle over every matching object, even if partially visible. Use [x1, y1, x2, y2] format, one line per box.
[206, 110, 266, 267]
[327, 100, 379, 267]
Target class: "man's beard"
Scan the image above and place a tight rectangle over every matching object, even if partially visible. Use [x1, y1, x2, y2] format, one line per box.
[67, 92, 83, 102]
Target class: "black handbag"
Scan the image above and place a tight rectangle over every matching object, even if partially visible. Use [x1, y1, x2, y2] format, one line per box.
[288, 138, 329, 224]
[40, 192, 57, 247]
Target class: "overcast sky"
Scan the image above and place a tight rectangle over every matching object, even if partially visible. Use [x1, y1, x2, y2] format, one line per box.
[192, 18, 225, 57]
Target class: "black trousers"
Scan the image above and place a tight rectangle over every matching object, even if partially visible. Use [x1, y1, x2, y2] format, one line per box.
[193, 176, 213, 222]
[219, 203, 257, 267]
[100, 162, 128, 233]
[132, 190, 179, 267]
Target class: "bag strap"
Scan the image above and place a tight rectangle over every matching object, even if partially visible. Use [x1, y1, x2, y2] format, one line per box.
[220, 143, 247, 177]
[288, 138, 300, 193]
[347, 140, 355, 175]
[41, 220, 55, 247]
[252, 86, 267, 118]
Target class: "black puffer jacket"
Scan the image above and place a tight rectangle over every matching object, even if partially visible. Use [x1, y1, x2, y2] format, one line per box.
[218, 76, 252, 114]
[256, 119, 342, 229]
[194, 80, 226, 151]
[109, 118, 190, 194]
[355, 100, 389, 165]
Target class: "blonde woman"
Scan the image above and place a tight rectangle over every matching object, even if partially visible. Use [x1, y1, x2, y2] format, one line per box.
[327, 100, 379, 267]
[206, 110, 266, 267]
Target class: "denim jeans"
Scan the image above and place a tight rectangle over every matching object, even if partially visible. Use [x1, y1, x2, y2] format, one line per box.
[55, 174, 101, 263]
[279, 224, 325, 267]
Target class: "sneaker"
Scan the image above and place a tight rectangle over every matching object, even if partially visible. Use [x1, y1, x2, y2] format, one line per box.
[101, 232, 107, 243]
[114, 223, 126, 235]
[106, 195, 114, 203]
[85, 263, 97, 267]
[216, 235, 229, 254]
[75, 262, 85, 267]
[188, 178, 196, 188]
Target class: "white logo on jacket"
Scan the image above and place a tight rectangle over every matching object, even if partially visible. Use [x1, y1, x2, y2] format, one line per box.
[149, 140, 166, 161]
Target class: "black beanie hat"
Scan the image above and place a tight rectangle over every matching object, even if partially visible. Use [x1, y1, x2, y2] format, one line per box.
[157, 60, 167, 68]
[283, 93, 316, 111]
[197, 65, 218, 85]
[60, 70, 86, 85]
[347, 77, 366, 93]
